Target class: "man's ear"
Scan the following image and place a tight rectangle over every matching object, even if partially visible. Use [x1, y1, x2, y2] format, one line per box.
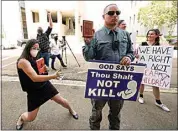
[102, 15, 105, 19]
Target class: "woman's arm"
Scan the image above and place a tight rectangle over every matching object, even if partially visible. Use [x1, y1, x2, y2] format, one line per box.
[18, 59, 60, 82]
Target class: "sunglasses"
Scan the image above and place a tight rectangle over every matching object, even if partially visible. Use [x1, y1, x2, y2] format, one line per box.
[106, 10, 121, 16]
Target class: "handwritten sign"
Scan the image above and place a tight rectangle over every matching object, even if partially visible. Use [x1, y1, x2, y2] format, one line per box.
[85, 61, 146, 101]
[138, 46, 174, 89]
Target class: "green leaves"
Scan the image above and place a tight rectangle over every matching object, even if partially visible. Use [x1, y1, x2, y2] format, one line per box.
[137, 1, 177, 36]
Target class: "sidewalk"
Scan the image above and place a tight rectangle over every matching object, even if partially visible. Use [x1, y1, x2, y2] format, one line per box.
[1, 81, 177, 130]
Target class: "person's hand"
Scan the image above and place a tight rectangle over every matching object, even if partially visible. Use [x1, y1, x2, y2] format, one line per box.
[54, 70, 62, 79]
[47, 12, 52, 18]
[120, 56, 131, 65]
[47, 11, 51, 15]
[135, 54, 139, 59]
[44, 65, 49, 72]
[84, 37, 93, 44]
[83, 29, 95, 44]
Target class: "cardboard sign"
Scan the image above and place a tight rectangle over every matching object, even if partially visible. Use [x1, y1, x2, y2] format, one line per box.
[36, 58, 46, 74]
[138, 46, 174, 89]
[82, 20, 93, 37]
[85, 61, 146, 101]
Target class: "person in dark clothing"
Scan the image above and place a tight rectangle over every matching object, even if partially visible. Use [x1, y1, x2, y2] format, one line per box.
[16, 39, 78, 130]
[83, 4, 134, 130]
[36, 12, 53, 68]
[50, 34, 67, 70]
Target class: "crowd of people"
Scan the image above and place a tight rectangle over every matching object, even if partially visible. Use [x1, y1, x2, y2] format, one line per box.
[15, 4, 171, 130]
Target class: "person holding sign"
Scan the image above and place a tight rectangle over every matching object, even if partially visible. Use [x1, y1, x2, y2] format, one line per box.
[137, 29, 170, 112]
[82, 4, 135, 130]
[16, 39, 78, 130]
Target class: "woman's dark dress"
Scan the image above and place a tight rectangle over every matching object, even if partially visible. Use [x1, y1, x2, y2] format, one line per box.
[17, 59, 59, 112]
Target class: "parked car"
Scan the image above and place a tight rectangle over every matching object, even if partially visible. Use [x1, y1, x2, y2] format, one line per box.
[1, 39, 16, 50]
[168, 38, 178, 50]
[17, 39, 29, 48]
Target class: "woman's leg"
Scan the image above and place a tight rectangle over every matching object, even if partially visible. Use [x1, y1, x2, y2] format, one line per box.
[51, 94, 76, 115]
[138, 84, 145, 103]
[153, 86, 170, 112]
[139, 84, 145, 96]
[152, 86, 160, 101]
[16, 108, 39, 126]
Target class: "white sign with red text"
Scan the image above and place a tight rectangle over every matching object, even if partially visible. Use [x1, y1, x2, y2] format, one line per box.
[138, 46, 174, 89]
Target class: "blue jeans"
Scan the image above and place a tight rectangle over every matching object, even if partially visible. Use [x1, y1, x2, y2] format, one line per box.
[40, 52, 50, 67]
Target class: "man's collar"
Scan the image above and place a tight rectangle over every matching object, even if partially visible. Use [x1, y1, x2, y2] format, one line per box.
[102, 26, 119, 34]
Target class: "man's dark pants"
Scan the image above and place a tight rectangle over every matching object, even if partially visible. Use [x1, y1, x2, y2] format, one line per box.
[89, 99, 124, 130]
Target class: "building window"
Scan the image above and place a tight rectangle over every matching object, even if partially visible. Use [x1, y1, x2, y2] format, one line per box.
[32, 11, 39, 23]
[62, 17, 66, 25]
[47, 11, 57, 23]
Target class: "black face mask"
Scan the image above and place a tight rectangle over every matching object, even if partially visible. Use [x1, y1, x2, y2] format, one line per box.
[54, 37, 58, 41]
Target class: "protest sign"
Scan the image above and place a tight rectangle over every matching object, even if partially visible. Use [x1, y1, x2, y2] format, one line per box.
[138, 46, 174, 89]
[85, 61, 146, 101]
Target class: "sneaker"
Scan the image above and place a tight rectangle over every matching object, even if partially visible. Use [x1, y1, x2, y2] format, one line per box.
[155, 102, 170, 112]
[138, 97, 144, 104]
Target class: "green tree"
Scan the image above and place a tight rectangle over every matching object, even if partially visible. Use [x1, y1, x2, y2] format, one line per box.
[138, 1, 177, 37]
[165, 1, 177, 37]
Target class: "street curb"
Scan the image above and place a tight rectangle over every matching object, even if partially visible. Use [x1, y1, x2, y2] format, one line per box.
[2, 76, 177, 94]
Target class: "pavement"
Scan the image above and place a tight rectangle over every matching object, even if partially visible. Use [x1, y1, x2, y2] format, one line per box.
[1, 47, 177, 130]
[1, 81, 177, 130]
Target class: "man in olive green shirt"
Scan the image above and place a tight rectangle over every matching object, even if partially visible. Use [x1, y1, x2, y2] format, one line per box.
[82, 4, 135, 130]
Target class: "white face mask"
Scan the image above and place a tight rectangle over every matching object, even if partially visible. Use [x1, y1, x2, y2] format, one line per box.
[30, 50, 39, 58]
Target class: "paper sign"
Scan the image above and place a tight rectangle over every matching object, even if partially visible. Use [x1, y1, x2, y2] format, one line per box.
[138, 46, 174, 89]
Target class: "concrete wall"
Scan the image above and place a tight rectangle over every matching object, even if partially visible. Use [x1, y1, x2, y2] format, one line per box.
[2, 1, 23, 45]
[25, 1, 83, 40]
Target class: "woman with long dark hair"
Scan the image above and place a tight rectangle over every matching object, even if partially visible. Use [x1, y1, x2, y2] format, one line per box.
[16, 39, 78, 130]
[137, 29, 170, 112]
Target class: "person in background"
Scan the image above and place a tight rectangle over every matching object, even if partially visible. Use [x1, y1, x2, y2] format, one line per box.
[154, 29, 169, 45]
[16, 39, 78, 130]
[137, 29, 170, 112]
[50, 34, 67, 70]
[37, 12, 53, 68]
[83, 4, 135, 130]
[117, 20, 127, 30]
[118, 20, 137, 55]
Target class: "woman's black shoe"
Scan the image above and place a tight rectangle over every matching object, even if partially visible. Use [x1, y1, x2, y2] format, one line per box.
[72, 113, 79, 120]
[69, 111, 79, 120]
[16, 115, 24, 130]
[16, 124, 24, 130]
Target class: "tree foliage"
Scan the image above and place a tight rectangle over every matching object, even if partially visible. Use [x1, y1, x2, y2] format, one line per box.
[138, 1, 177, 36]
